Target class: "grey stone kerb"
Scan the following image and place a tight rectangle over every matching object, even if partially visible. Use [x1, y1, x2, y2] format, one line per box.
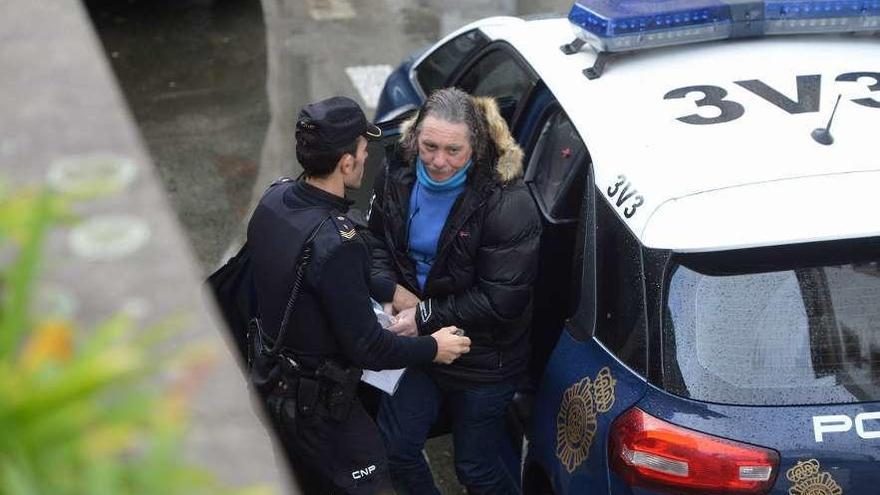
[0, 0, 292, 492]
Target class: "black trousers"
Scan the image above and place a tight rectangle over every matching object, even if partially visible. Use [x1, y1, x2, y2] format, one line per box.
[264, 393, 395, 495]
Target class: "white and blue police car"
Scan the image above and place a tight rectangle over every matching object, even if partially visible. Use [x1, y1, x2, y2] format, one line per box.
[367, 1, 880, 493]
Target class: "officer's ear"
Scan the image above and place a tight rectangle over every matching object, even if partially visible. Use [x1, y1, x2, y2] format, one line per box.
[337, 137, 365, 177]
[336, 150, 355, 176]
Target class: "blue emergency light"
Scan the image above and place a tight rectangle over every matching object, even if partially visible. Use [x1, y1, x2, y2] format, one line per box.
[568, 0, 880, 52]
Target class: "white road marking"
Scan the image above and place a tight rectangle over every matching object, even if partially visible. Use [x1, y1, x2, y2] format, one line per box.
[306, 0, 356, 21]
[47, 153, 137, 197]
[69, 215, 151, 261]
[345, 65, 393, 109]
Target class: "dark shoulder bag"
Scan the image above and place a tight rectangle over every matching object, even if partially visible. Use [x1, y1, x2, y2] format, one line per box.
[206, 242, 255, 362]
[206, 177, 294, 361]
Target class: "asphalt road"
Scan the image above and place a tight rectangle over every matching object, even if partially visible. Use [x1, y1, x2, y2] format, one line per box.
[85, 1, 571, 492]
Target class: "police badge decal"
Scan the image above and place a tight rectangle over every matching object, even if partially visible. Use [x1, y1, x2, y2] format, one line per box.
[556, 367, 617, 473]
[786, 459, 842, 495]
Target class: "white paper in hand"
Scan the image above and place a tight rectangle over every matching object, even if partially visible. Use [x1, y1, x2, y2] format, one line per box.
[361, 368, 406, 395]
[361, 299, 406, 395]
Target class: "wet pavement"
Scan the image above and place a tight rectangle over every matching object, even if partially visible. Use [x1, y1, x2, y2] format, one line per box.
[85, 0, 572, 492]
[87, 0, 572, 270]
[85, 0, 269, 268]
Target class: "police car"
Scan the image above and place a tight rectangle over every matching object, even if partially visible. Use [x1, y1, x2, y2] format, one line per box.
[366, 1, 880, 493]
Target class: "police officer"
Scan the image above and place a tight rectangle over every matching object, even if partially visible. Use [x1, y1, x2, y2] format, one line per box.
[246, 96, 471, 494]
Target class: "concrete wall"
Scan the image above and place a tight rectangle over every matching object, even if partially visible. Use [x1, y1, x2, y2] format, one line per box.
[0, 0, 291, 491]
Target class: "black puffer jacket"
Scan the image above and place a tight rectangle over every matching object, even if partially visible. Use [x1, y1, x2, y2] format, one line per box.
[367, 97, 542, 384]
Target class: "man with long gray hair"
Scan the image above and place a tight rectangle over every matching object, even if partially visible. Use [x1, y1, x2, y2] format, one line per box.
[367, 87, 542, 494]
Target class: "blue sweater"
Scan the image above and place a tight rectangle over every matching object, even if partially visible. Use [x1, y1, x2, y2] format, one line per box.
[408, 161, 469, 289]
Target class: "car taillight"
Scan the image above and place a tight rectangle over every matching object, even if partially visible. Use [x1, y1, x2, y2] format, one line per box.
[609, 407, 779, 495]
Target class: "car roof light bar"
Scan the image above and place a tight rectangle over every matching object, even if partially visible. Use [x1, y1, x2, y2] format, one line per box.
[765, 0, 880, 34]
[566, 0, 880, 54]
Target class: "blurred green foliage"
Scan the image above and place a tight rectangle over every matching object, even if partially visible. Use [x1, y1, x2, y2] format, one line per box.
[0, 185, 269, 495]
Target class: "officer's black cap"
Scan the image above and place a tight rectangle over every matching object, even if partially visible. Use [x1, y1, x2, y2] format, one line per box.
[296, 96, 382, 150]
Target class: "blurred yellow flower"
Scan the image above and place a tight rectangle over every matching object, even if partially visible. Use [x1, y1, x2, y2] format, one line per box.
[20, 319, 74, 370]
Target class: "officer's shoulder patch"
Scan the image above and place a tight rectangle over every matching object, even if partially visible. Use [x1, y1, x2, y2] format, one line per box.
[330, 212, 357, 242]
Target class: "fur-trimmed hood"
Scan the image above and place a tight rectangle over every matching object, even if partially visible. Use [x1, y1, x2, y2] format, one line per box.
[398, 96, 525, 184]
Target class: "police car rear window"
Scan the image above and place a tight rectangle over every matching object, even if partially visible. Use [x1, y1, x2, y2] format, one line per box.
[661, 239, 880, 406]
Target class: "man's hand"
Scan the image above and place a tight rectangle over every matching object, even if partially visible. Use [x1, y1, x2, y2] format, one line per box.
[392, 284, 420, 313]
[387, 307, 417, 337]
[431, 326, 471, 364]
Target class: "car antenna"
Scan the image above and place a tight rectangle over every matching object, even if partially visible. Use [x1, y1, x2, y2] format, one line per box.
[811, 94, 842, 146]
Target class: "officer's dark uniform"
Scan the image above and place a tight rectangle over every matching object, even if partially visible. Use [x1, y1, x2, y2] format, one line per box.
[247, 177, 439, 494]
